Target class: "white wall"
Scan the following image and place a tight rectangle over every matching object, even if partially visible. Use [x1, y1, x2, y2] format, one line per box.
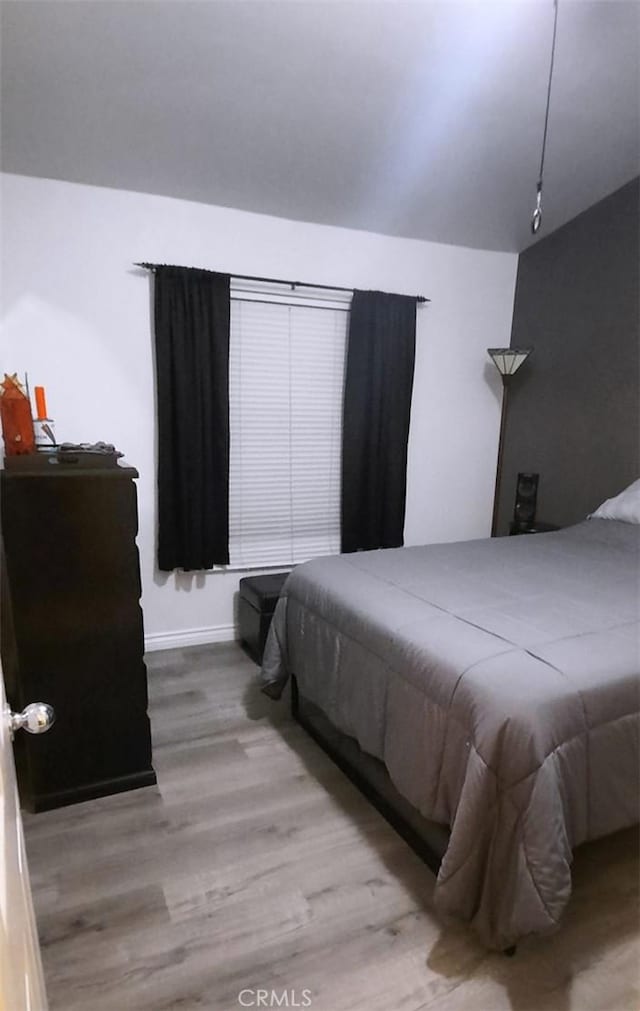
[0, 173, 517, 648]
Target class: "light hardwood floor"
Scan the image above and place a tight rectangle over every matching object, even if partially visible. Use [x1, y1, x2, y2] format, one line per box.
[24, 642, 639, 1011]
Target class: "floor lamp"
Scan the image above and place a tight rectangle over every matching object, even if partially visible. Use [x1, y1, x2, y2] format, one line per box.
[488, 348, 533, 536]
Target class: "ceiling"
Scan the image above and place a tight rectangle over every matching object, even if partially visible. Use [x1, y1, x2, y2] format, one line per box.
[1, 0, 638, 252]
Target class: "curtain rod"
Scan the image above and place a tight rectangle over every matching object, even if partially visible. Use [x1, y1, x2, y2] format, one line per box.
[134, 263, 429, 303]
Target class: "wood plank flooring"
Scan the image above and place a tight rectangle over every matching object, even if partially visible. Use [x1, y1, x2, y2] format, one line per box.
[24, 642, 639, 1011]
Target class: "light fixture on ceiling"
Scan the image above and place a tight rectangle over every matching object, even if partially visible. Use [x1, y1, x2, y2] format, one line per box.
[487, 347, 533, 535]
[531, 0, 560, 235]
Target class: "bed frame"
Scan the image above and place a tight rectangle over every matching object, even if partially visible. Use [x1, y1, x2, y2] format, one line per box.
[291, 674, 448, 876]
[291, 675, 518, 955]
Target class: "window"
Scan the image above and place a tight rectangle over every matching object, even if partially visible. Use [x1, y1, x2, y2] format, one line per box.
[228, 281, 348, 568]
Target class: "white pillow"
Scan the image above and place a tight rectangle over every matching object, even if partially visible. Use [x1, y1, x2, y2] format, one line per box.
[590, 479, 640, 524]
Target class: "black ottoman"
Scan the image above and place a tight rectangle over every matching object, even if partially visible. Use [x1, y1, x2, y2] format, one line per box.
[238, 571, 290, 665]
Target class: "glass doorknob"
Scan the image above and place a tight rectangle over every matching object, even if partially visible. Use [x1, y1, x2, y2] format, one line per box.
[7, 703, 55, 739]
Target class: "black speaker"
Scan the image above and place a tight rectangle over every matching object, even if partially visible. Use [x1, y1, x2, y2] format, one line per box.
[513, 472, 539, 530]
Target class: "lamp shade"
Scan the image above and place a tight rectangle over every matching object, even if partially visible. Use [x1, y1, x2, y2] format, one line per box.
[487, 348, 532, 377]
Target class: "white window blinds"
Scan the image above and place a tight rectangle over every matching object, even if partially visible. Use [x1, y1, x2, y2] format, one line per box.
[229, 293, 348, 568]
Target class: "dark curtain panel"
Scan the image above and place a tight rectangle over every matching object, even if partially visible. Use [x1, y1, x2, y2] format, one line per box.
[341, 290, 417, 553]
[153, 266, 230, 570]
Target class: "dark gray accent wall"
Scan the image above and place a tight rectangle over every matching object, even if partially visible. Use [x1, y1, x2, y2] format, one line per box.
[496, 178, 639, 535]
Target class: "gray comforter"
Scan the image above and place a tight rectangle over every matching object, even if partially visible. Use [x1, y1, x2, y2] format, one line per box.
[261, 519, 640, 949]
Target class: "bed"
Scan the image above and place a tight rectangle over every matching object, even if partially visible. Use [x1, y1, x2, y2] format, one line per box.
[260, 515, 640, 950]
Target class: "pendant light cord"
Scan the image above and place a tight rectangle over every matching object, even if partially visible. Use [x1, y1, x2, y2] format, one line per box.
[537, 0, 559, 190]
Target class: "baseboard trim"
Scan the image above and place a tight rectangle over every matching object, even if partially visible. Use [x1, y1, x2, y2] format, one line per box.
[144, 624, 236, 652]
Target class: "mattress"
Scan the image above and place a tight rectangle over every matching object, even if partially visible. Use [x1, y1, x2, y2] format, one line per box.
[261, 519, 640, 949]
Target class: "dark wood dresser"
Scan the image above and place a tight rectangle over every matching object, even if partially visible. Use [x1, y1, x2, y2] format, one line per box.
[1, 458, 156, 811]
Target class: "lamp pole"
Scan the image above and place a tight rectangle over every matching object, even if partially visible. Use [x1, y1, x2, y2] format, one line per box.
[487, 348, 532, 536]
[491, 375, 510, 537]
[487, 349, 529, 537]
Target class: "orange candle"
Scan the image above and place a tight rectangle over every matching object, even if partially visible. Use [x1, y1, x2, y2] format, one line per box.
[35, 386, 48, 420]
